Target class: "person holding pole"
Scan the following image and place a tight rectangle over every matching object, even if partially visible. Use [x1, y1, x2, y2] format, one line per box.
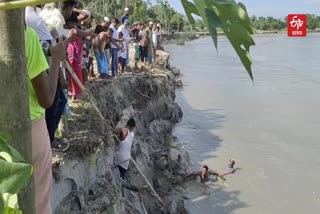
[114, 118, 136, 179]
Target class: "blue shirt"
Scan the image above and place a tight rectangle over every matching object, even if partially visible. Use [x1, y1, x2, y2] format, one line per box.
[121, 15, 129, 24]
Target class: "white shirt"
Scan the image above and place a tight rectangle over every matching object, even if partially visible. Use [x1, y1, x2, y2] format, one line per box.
[119, 41, 127, 58]
[118, 25, 130, 46]
[39, 7, 70, 37]
[109, 25, 118, 48]
[116, 130, 134, 169]
[139, 30, 144, 37]
[25, 6, 53, 41]
[139, 30, 145, 45]
[152, 31, 158, 46]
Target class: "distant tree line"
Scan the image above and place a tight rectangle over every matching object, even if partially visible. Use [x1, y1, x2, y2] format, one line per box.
[251, 15, 286, 31]
[188, 13, 320, 33]
[79, 0, 186, 32]
[79, 0, 320, 32]
[251, 14, 320, 31]
[305, 14, 320, 30]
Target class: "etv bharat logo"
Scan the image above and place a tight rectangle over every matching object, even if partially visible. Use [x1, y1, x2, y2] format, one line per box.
[287, 14, 307, 37]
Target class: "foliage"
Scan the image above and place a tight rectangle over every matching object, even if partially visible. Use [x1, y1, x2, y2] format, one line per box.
[306, 14, 320, 30]
[251, 15, 286, 31]
[170, 13, 185, 31]
[0, 133, 33, 214]
[251, 14, 320, 31]
[181, 0, 255, 80]
[152, 0, 179, 32]
[195, 19, 206, 31]
[130, 0, 151, 24]
[80, 0, 186, 32]
[176, 38, 186, 45]
[175, 32, 198, 45]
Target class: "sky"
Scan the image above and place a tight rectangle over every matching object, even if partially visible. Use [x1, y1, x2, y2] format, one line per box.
[160, 0, 320, 18]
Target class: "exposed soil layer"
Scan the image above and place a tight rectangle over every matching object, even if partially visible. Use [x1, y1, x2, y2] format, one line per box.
[52, 63, 190, 214]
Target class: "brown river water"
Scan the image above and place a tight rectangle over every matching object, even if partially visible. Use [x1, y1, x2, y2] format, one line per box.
[166, 34, 320, 214]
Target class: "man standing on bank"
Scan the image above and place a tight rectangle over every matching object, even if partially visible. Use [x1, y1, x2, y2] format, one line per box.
[109, 18, 121, 77]
[114, 118, 136, 179]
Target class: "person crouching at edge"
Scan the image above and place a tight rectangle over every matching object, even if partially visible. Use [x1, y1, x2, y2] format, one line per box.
[93, 28, 122, 79]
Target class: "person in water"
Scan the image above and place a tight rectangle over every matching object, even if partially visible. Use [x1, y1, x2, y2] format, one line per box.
[190, 165, 225, 183]
[222, 159, 236, 176]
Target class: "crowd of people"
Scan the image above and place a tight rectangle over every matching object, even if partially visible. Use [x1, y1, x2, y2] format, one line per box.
[93, 12, 162, 79]
[24, 1, 160, 213]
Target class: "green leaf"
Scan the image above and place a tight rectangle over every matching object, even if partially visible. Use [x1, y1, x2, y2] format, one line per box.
[0, 160, 33, 194]
[212, 1, 254, 33]
[223, 19, 255, 79]
[180, 0, 255, 80]
[0, 134, 24, 162]
[3, 207, 22, 214]
[192, 0, 221, 49]
[2, 193, 19, 210]
[0, 196, 4, 214]
[204, 7, 221, 50]
[0, 133, 12, 144]
[6, 146, 24, 163]
[181, 0, 200, 25]
[0, 152, 13, 162]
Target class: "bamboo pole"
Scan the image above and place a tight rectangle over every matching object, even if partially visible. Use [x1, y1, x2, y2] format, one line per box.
[65, 61, 106, 122]
[0, 0, 61, 10]
[65, 61, 164, 205]
[130, 157, 164, 205]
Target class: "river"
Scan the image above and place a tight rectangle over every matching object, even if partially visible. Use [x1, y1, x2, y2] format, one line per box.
[166, 34, 320, 214]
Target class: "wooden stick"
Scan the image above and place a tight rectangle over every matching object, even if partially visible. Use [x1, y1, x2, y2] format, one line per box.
[0, 0, 62, 10]
[130, 157, 164, 205]
[65, 61, 107, 125]
[65, 60, 164, 205]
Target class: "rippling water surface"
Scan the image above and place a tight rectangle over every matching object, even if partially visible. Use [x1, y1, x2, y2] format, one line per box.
[166, 34, 320, 214]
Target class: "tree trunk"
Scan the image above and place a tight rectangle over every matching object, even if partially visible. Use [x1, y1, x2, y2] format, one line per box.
[0, 2, 35, 214]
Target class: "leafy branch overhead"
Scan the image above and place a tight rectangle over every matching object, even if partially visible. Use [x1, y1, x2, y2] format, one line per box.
[181, 0, 256, 80]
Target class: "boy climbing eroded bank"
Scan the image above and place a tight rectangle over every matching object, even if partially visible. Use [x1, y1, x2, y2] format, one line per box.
[114, 118, 136, 179]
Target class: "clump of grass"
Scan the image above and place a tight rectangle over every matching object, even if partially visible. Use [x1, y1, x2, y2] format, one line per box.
[176, 38, 186, 46]
[174, 32, 198, 45]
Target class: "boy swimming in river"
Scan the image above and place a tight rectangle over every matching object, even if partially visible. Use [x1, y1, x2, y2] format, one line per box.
[222, 159, 236, 176]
